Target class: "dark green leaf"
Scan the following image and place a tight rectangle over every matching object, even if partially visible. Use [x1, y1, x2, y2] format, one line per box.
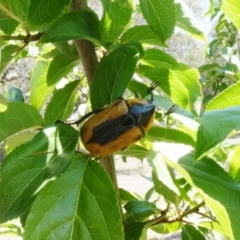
[53, 41, 79, 59]
[100, 0, 132, 42]
[140, 0, 175, 42]
[119, 188, 139, 202]
[196, 106, 240, 160]
[8, 87, 24, 102]
[148, 151, 181, 197]
[44, 80, 80, 125]
[124, 222, 146, 240]
[41, 10, 101, 45]
[0, 11, 18, 34]
[127, 80, 149, 99]
[182, 224, 206, 240]
[140, 49, 178, 68]
[0, 0, 28, 23]
[24, 155, 124, 240]
[0, 124, 78, 223]
[120, 25, 164, 46]
[152, 172, 178, 204]
[90, 43, 142, 110]
[27, 0, 71, 30]
[0, 45, 20, 72]
[124, 200, 159, 222]
[175, 156, 240, 240]
[148, 126, 195, 147]
[47, 53, 80, 86]
[0, 102, 43, 143]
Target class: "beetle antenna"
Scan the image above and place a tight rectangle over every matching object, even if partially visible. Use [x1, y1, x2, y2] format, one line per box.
[164, 104, 178, 116]
[147, 81, 159, 101]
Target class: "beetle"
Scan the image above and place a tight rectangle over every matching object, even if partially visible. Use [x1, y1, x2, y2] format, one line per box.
[73, 82, 175, 156]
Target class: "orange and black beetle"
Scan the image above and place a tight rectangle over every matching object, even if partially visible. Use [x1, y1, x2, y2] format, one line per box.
[74, 82, 174, 156]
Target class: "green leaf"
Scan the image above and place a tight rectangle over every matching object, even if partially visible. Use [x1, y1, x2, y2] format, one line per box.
[124, 200, 158, 222]
[119, 188, 139, 202]
[138, 65, 202, 115]
[198, 63, 221, 73]
[140, 49, 178, 68]
[5, 131, 36, 154]
[176, 156, 240, 240]
[118, 144, 149, 160]
[168, 67, 202, 115]
[0, 124, 78, 223]
[161, 148, 240, 240]
[221, 0, 240, 30]
[100, 0, 132, 42]
[148, 150, 181, 197]
[181, 224, 206, 240]
[44, 80, 80, 125]
[27, 0, 71, 31]
[30, 60, 55, 111]
[175, 2, 205, 40]
[0, 102, 43, 143]
[90, 43, 142, 110]
[24, 155, 124, 240]
[124, 222, 146, 240]
[0, 11, 18, 34]
[0, 0, 28, 24]
[151, 222, 181, 234]
[139, 0, 175, 42]
[199, 221, 226, 237]
[0, 93, 9, 112]
[53, 41, 79, 59]
[206, 82, 240, 111]
[229, 145, 240, 182]
[47, 53, 80, 86]
[41, 10, 101, 45]
[120, 25, 164, 46]
[127, 80, 149, 99]
[148, 126, 195, 147]
[196, 106, 240, 160]
[0, 44, 20, 72]
[152, 171, 178, 204]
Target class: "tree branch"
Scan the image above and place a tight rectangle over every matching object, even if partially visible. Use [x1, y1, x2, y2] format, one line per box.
[70, 0, 122, 218]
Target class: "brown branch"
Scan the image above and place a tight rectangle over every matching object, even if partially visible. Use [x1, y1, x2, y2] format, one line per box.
[70, 0, 98, 86]
[0, 32, 43, 42]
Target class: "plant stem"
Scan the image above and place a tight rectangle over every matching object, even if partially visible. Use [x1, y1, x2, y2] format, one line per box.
[180, 201, 206, 219]
[0, 32, 43, 42]
[70, 0, 122, 218]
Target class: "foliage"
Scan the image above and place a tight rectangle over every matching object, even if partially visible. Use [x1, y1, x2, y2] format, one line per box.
[0, 0, 240, 239]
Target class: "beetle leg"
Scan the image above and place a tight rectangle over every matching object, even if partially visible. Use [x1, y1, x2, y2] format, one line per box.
[68, 108, 104, 125]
